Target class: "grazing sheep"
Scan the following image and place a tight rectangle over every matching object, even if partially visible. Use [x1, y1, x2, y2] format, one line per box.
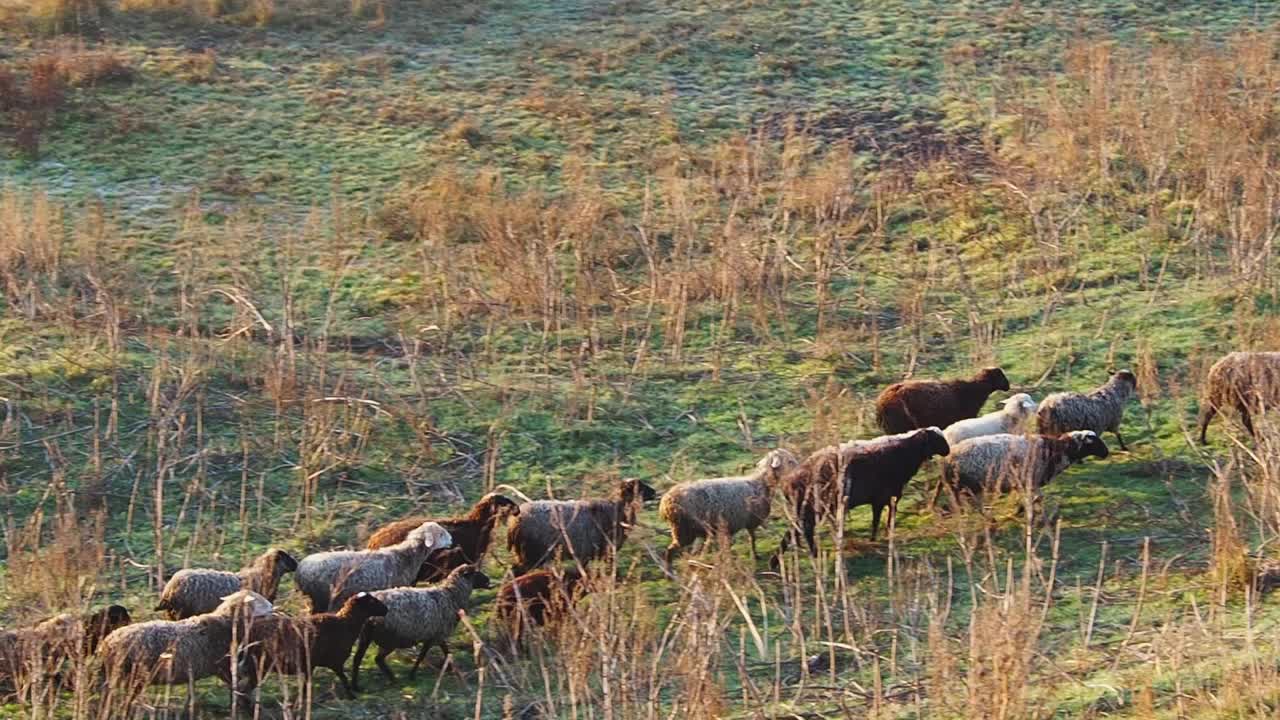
[938, 431, 1109, 502]
[98, 591, 272, 692]
[0, 605, 132, 690]
[507, 479, 657, 575]
[875, 367, 1011, 434]
[366, 493, 521, 582]
[943, 393, 1037, 446]
[295, 522, 452, 613]
[1037, 370, 1138, 451]
[777, 428, 950, 559]
[156, 548, 298, 620]
[658, 448, 799, 566]
[1198, 352, 1280, 443]
[495, 568, 587, 648]
[235, 592, 388, 699]
[350, 565, 492, 691]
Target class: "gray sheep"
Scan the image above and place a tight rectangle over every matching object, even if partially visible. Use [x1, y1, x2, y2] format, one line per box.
[98, 591, 272, 693]
[507, 479, 657, 574]
[1037, 370, 1138, 451]
[349, 565, 492, 691]
[658, 448, 799, 566]
[1198, 351, 1280, 443]
[938, 431, 1109, 503]
[156, 548, 298, 620]
[295, 522, 452, 613]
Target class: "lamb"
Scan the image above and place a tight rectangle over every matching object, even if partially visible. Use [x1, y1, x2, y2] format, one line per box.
[350, 565, 492, 691]
[506, 479, 657, 575]
[365, 493, 520, 582]
[658, 448, 799, 566]
[776, 428, 950, 559]
[1198, 352, 1280, 443]
[98, 591, 272, 692]
[234, 592, 388, 699]
[495, 568, 587, 648]
[1037, 370, 1138, 451]
[943, 393, 1037, 446]
[156, 548, 298, 620]
[295, 521, 452, 612]
[0, 605, 132, 690]
[938, 431, 1109, 502]
[875, 367, 1011, 434]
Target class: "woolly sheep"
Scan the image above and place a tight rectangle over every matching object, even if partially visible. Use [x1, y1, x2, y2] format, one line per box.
[295, 522, 452, 612]
[495, 568, 587, 648]
[1198, 352, 1280, 443]
[658, 448, 799, 566]
[0, 605, 131, 691]
[938, 431, 1109, 502]
[156, 548, 298, 620]
[506, 479, 657, 575]
[235, 592, 388, 699]
[776, 427, 950, 560]
[1037, 370, 1138, 451]
[98, 590, 272, 691]
[943, 393, 1037, 446]
[875, 367, 1011, 434]
[350, 565, 492, 691]
[366, 493, 521, 582]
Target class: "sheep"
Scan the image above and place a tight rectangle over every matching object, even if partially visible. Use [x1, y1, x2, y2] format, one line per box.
[875, 367, 1011, 434]
[0, 605, 132, 691]
[506, 479, 657, 575]
[495, 568, 587, 648]
[295, 521, 452, 613]
[1198, 352, 1280, 443]
[776, 428, 950, 560]
[658, 448, 799, 567]
[350, 565, 492, 691]
[1037, 370, 1138, 451]
[156, 548, 298, 620]
[943, 393, 1037, 446]
[234, 591, 388, 699]
[365, 493, 521, 582]
[98, 591, 273, 693]
[938, 431, 1109, 503]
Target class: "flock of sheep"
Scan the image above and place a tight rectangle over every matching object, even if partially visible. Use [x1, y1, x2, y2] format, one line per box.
[1, 350, 1277, 708]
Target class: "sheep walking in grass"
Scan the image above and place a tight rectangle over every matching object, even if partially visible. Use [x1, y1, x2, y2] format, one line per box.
[156, 548, 298, 620]
[366, 493, 521, 583]
[658, 448, 799, 567]
[350, 565, 491, 691]
[1198, 352, 1280, 443]
[943, 393, 1037, 447]
[495, 568, 587, 649]
[937, 431, 1109, 506]
[1, 605, 132, 694]
[1037, 370, 1138, 451]
[98, 591, 273, 698]
[295, 522, 452, 612]
[235, 592, 389, 700]
[875, 367, 1011, 434]
[507, 479, 657, 574]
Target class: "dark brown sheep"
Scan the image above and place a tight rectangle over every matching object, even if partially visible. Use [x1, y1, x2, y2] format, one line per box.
[775, 428, 950, 562]
[875, 367, 1010, 434]
[1, 605, 132, 692]
[495, 568, 587, 647]
[365, 493, 520, 582]
[235, 592, 389, 699]
[507, 479, 657, 575]
[1198, 352, 1280, 443]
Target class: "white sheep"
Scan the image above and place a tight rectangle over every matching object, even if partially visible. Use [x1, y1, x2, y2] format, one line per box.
[942, 393, 1037, 446]
[295, 522, 452, 612]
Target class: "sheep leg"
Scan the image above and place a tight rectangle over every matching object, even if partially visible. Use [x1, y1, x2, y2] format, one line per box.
[664, 541, 681, 571]
[350, 629, 373, 693]
[1238, 402, 1257, 437]
[747, 529, 759, 562]
[1198, 404, 1217, 445]
[802, 505, 818, 557]
[374, 648, 397, 683]
[869, 503, 884, 541]
[408, 642, 433, 679]
[1111, 427, 1129, 452]
[331, 667, 357, 699]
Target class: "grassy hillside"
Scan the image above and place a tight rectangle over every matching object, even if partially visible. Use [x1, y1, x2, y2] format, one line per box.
[3, 1, 1280, 718]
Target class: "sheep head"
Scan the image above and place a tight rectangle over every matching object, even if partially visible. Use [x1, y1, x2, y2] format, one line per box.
[1003, 393, 1037, 417]
[481, 493, 521, 517]
[216, 590, 274, 618]
[455, 563, 493, 590]
[343, 592, 389, 620]
[757, 448, 800, 483]
[978, 367, 1011, 391]
[269, 549, 299, 573]
[1066, 431, 1109, 461]
[920, 427, 950, 457]
[619, 478, 657, 504]
[407, 521, 453, 553]
[1113, 369, 1138, 393]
